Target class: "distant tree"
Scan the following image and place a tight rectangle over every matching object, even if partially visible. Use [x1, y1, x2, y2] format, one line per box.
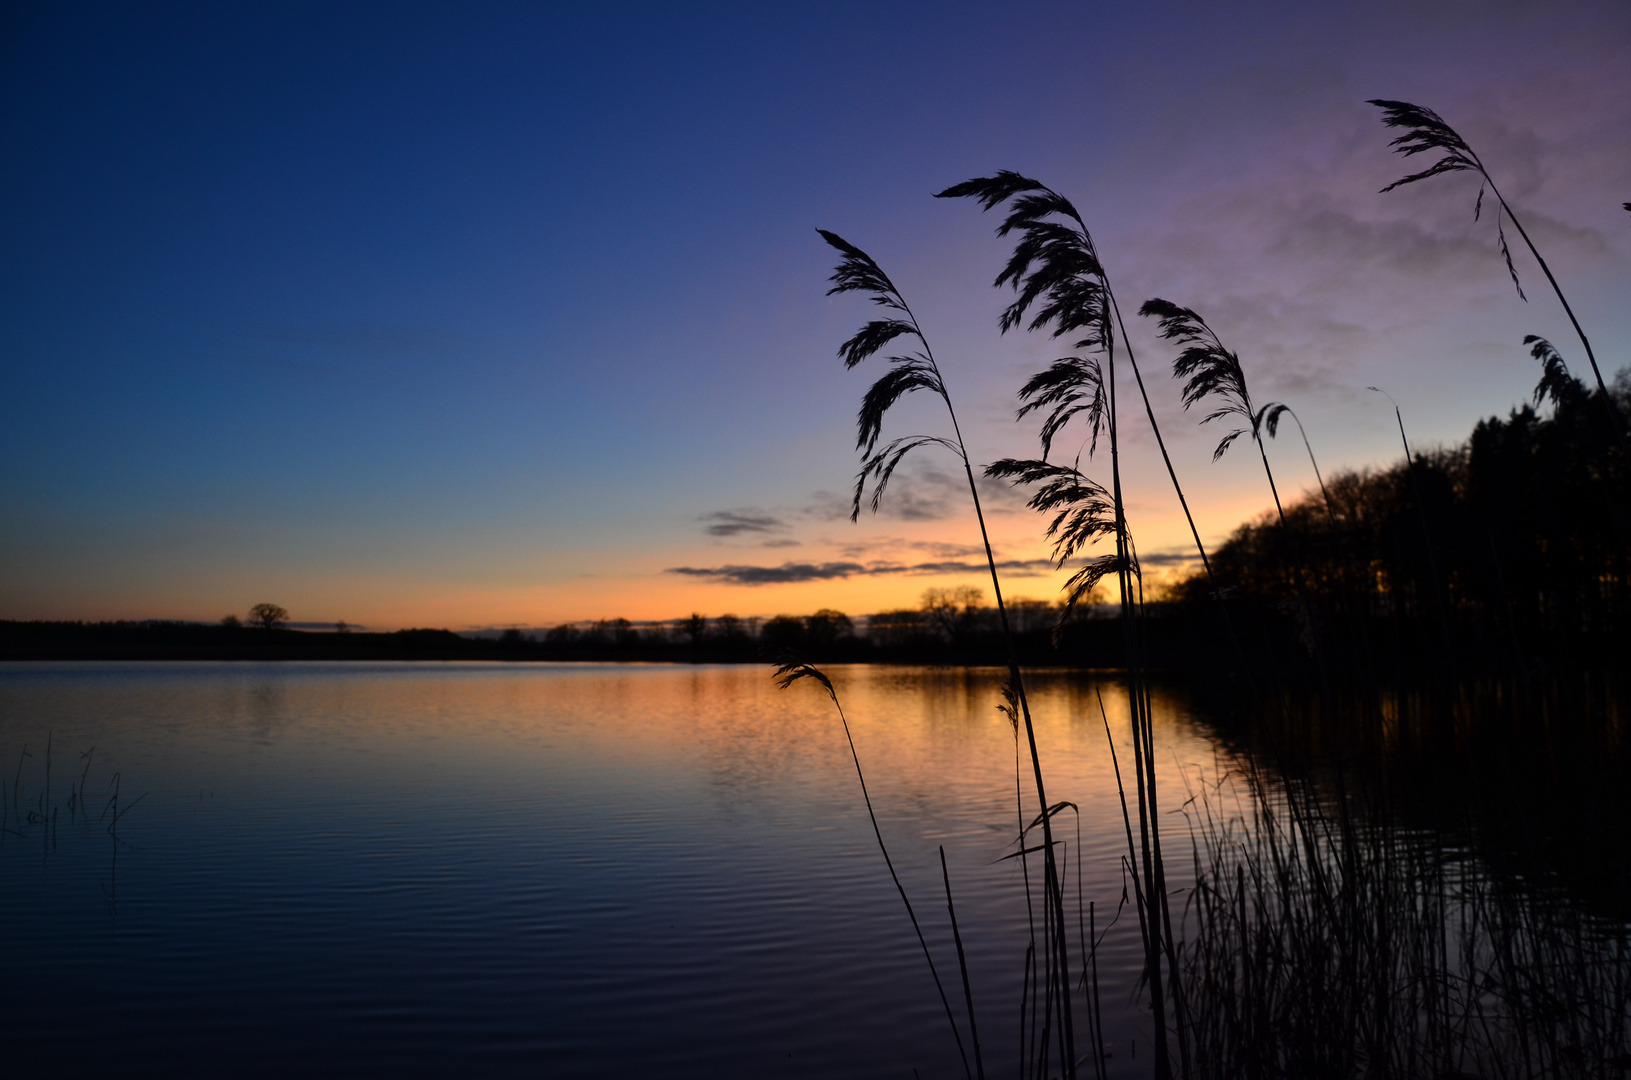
[334, 620, 351, 634]
[1004, 596, 1056, 636]
[500, 628, 525, 646]
[715, 613, 744, 641]
[678, 613, 708, 645]
[760, 615, 807, 649]
[921, 586, 984, 645]
[544, 623, 581, 645]
[804, 609, 854, 647]
[866, 608, 930, 648]
[248, 603, 289, 631]
[220, 615, 241, 629]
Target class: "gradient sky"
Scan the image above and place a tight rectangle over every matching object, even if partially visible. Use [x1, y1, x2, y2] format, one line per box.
[4, 0, 1629, 630]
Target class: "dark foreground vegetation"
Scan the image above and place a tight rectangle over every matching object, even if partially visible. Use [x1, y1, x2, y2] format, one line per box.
[774, 98, 1631, 1080]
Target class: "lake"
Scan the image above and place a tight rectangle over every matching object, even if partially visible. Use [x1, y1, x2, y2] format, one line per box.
[1, 661, 1247, 1076]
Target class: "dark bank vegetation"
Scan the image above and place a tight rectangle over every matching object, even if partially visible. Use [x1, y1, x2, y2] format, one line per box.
[1175, 364, 1631, 686]
[773, 98, 1630, 1080]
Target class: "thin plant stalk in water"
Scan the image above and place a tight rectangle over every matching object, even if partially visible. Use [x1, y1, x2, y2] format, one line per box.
[938, 173, 1188, 1078]
[817, 227, 1069, 1076]
[772, 658, 980, 1080]
[1368, 386, 1451, 646]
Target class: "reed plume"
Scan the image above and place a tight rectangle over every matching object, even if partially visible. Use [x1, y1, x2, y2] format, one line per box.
[1140, 299, 1290, 528]
[818, 226, 1062, 1078]
[1369, 100, 1626, 435]
[938, 172, 1188, 1078]
[1261, 404, 1336, 525]
[936, 172, 1218, 582]
[983, 457, 1123, 622]
[1525, 334, 1587, 411]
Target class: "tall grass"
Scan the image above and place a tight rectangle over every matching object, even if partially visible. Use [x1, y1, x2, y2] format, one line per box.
[815, 227, 1081, 1076]
[1177, 729, 1631, 1079]
[1368, 386, 1453, 651]
[1369, 100, 1627, 439]
[1139, 300, 1290, 531]
[788, 96, 1627, 1080]
[938, 173, 1192, 1078]
[772, 658, 982, 1079]
[1262, 404, 1335, 525]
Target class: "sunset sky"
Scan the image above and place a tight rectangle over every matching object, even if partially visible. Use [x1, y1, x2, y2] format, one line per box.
[4, 0, 1629, 630]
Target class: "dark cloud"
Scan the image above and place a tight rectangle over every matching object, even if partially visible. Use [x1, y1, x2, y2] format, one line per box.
[667, 558, 1060, 585]
[761, 538, 801, 548]
[701, 510, 785, 537]
[669, 562, 864, 584]
[1137, 549, 1201, 567]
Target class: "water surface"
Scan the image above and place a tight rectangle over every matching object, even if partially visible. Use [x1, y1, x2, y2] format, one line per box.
[1, 661, 1222, 1077]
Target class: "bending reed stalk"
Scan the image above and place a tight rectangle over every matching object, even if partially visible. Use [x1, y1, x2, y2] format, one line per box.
[818, 228, 1076, 1077]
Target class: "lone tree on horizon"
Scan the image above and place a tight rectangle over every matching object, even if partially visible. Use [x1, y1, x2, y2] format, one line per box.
[249, 603, 289, 631]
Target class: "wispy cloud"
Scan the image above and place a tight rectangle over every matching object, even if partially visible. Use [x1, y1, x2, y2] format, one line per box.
[700, 510, 786, 537]
[667, 558, 1060, 585]
[1136, 548, 1200, 567]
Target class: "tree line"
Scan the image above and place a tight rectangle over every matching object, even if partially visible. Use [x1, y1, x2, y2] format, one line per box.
[1173, 365, 1630, 684]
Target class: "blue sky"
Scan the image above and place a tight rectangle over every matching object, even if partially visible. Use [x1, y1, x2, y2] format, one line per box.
[4, 0, 1629, 628]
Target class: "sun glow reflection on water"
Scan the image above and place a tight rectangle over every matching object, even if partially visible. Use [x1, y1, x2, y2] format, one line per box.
[0, 662, 1224, 1078]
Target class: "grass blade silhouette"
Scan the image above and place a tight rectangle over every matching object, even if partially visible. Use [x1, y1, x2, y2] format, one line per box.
[937, 173, 1220, 585]
[1369, 100, 1626, 436]
[818, 227, 1072, 1076]
[1261, 404, 1335, 526]
[1140, 299, 1291, 529]
[938, 173, 1185, 1078]
[772, 658, 976, 1080]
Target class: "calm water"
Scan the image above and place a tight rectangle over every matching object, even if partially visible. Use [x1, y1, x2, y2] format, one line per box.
[0, 662, 1227, 1077]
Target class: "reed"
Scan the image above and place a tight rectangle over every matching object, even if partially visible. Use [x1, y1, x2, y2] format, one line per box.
[1177, 731, 1631, 1079]
[938, 172, 1191, 1078]
[1140, 299, 1295, 535]
[772, 657, 980, 1079]
[935, 173, 1220, 589]
[1367, 386, 1452, 650]
[787, 97, 1626, 1080]
[1141, 297, 1344, 674]
[1262, 405, 1335, 529]
[816, 226, 1080, 1074]
[1368, 100, 1627, 438]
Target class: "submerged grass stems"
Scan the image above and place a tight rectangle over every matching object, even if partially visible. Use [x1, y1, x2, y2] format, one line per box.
[1178, 740, 1631, 1079]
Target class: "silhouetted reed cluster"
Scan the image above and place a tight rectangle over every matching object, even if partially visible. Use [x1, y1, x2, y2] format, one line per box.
[782, 97, 1629, 1080]
[1179, 741, 1631, 1079]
